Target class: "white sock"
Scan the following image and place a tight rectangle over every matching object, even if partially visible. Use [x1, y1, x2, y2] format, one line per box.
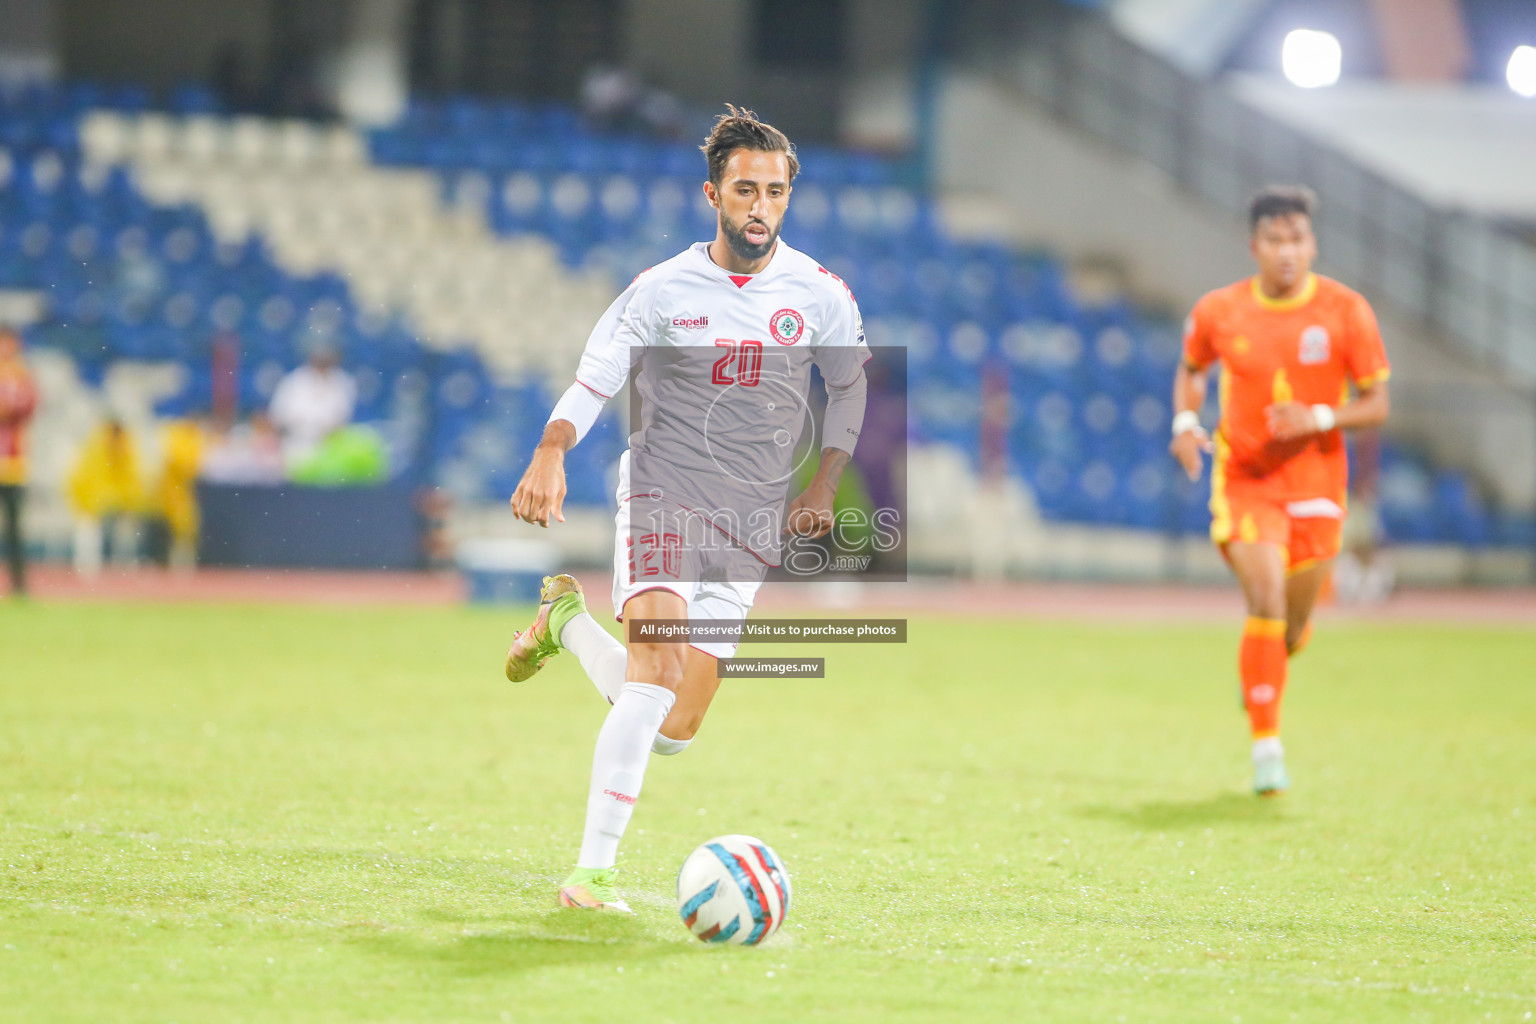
[651, 733, 691, 756]
[560, 611, 628, 704]
[576, 681, 675, 869]
[1252, 736, 1284, 762]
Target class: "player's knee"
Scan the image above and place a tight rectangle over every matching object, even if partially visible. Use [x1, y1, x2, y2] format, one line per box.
[652, 732, 693, 756]
[1247, 589, 1286, 621]
[650, 657, 686, 692]
[628, 642, 686, 691]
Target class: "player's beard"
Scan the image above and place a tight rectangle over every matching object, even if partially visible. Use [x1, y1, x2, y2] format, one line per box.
[721, 213, 780, 263]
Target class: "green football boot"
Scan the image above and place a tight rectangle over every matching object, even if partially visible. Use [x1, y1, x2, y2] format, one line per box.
[504, 574, 587, 682]
[558, 866, 632, 913]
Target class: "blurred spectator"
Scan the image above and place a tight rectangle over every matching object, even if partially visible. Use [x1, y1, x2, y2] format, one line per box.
[154, 417, 206, 572]
[580, 65, 687, 138]
[416, 488, 455, 568]
[288, 423, 387, 488]
[581, 65, 644, 132]
[69, 418, 147, 576]
[288, 425, 387, 486]
[0, 326, 39, 598]
[200, 411, 286, 485]
[269, 342, 356, 469]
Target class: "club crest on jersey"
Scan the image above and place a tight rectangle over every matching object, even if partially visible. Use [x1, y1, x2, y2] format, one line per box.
[770, 308, 805, 345]
[1299, 325, 1330, 364]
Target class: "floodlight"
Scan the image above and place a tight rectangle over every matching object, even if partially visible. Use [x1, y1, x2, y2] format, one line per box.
[1282, 29, 1342, 89]
[1508, 45, 1536, 98]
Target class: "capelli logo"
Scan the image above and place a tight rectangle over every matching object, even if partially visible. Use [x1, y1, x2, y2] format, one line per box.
[604, 789, 637, 805]
[672, 315, 710, 330]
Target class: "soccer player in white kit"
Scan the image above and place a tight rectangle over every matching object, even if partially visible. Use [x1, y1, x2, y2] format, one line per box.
[505, 108, 870, 911]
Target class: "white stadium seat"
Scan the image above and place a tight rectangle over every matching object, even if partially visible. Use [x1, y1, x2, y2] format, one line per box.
[179, 116, 226, 163]
[76, 113, 617, 374]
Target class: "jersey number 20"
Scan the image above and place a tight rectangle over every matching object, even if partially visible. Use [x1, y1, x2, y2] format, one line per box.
[712, 339, 763, 387]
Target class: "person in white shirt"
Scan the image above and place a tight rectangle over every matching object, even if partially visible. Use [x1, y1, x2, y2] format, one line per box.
[200, 411, 287, 486]
[504, 107, 869, 914]
[268, 342, 356, 469]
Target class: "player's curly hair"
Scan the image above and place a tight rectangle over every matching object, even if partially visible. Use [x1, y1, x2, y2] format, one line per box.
[1249, 185, 1317, 230]
[700, 105, 799, 187]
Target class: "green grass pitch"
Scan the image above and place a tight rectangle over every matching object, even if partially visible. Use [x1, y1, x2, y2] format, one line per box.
[2, 599, 1533, 1023]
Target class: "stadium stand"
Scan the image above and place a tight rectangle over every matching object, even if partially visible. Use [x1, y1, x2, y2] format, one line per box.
[2, 80, 1528, 560]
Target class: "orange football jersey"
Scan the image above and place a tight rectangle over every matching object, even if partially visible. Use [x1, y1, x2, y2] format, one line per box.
[1183, 273, 1389, 504]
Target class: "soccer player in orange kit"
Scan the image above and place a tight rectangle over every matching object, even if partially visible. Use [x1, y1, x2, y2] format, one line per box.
[1171, 186, 1390, 795]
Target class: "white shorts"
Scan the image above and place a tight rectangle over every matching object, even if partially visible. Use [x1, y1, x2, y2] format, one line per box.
[610, 450, 765, 659]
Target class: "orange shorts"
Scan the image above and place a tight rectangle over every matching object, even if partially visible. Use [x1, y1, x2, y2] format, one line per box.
[1211, 485, 1344, 574]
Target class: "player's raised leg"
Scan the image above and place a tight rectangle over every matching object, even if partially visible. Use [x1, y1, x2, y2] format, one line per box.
[1225, 541, 1292, 795]
[504, 574, 587, 681]
[504, 572, 630, 704]
[561, 608, 629, 705]
[559, 588, 685, 911]
[1284, 558, 1333, 657]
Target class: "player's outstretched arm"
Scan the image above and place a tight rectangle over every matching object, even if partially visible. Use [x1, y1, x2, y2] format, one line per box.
[510, 419, 577, 528]
[1169, 361, 1214, 481]
[784, 448, 849, 539]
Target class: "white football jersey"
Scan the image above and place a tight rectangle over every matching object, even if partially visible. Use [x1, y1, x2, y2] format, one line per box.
[571, 239, 869, 560]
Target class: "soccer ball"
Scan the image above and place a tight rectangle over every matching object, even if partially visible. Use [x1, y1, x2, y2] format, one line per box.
[676, 834, 791, 945]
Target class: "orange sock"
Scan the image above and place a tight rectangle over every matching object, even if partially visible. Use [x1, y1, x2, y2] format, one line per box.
[1240, 616, 1288, 739]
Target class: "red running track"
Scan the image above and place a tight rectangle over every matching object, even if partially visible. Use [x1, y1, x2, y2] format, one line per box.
[12, 565, 1536, 626]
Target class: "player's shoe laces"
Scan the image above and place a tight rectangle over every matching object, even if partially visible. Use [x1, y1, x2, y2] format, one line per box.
[558, 867, 632, 913]
[504, 574, 586, 682]
[1252, 751, 1290, 797]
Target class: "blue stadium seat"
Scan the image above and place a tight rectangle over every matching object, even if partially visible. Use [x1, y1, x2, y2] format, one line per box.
[168, 83, 222, 115]
[1432, 471, 1489, 547]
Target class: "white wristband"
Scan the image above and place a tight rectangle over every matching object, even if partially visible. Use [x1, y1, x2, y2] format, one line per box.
[1171, 410, 1202, 437]
[548, 381, 607, 444]
[1310, 404, 1336, 432]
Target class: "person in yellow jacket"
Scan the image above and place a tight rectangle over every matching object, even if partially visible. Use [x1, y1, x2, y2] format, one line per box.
[154, 418, 205, 571]
[0, 327, 38, 597]
[68, 418, 146, 576]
